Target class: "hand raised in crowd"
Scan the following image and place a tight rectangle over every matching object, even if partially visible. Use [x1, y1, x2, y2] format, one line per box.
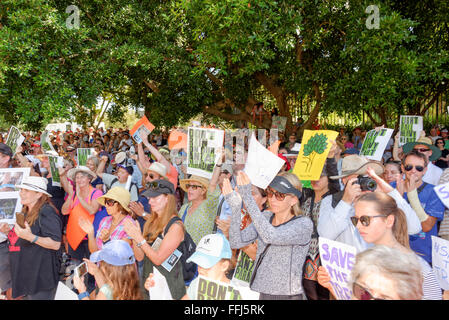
[317, 266, 335, 297]
[78, 216, 94, 236]
[0, 222, 11, 235]
[341, 177, 362, 204]
[123, 218, 144, 243]
[327, 140, 337, 159]
[222, 178, 234, 196]
[14, 221, 34, 242]
[129, 201, 145, 217]
[215, 217, 231, 238]
[144, 273, 155, 291]
[236, 170, 251, 186]
[366, 166, 393, 194]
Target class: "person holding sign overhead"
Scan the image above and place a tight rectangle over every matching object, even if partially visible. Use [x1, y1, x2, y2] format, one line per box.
[224, 171, 313, 300]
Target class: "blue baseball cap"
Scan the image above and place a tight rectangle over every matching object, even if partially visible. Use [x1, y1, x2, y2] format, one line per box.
[89, 240, 136, 266]
[186, 233, 232, 269]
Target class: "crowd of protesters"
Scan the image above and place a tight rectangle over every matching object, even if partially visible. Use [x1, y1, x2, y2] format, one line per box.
[1, 121, 449, 301]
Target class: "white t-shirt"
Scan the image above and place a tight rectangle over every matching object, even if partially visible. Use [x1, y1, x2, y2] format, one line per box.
[423, 162, 443, 186]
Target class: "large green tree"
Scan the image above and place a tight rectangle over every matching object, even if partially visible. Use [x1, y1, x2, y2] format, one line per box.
[0, 0, 447, 133]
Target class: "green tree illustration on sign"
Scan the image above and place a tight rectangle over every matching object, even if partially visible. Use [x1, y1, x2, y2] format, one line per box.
[302, 133, 328, 172]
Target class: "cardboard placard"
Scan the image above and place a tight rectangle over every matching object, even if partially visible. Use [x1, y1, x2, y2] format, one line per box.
[5, 126, 25, 153]
[431, 236, 449, 290]
[359, 128, 394, 161]
[130, 115, 155, 144]
[399, 115, 423, 147]
[231, 251, 255, 287]
[76, 148, 94, 166]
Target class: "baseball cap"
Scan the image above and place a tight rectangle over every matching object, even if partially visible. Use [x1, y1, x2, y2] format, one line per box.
[89, 240, 136, 266]
[186, 233, 232, 269]
[117, 164, 134, 175]
[0, 143, 13, 158]
[142, 179, 175, 198]
[268, 175, 302, 200]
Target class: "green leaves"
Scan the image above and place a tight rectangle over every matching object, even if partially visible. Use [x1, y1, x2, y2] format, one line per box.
[303, 133, 328, 156]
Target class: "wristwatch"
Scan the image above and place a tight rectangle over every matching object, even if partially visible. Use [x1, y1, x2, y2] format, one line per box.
[78, 291, 89, 300]
[136, 239, 146, 248]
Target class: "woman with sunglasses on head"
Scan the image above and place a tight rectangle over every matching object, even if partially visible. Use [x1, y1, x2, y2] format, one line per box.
[224, 171, 313, 300]
[122, 179, 187, 300]
[434, 138, 449, 169]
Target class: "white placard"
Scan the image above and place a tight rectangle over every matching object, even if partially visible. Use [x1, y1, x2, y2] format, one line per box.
[54, 281, 78, 300]
[399, 115, 423, 147]
[431, 236, 449, 290]
[5, 126, 25, 153]
[359, 128, 394, 161]
[149, 268, 174, 300]
[243, 133, 285, 189]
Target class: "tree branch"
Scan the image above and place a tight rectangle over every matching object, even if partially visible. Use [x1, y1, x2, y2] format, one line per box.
[144, 80, 160, 93]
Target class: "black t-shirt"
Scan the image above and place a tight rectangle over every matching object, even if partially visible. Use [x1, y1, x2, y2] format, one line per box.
[46, 177, 66, 214]
[9, 203, 62, 298]
[435, 149, 449, 169]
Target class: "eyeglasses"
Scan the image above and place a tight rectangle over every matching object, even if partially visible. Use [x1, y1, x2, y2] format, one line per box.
[105, 199, 117, 207]
[404, 164, 424, 172]
[186, 184, 203, 190]
[266, 188, 287, 201]
[352, 283, 384, 300]
[413, 148, 431, 153]
[350, 215, 387, 227]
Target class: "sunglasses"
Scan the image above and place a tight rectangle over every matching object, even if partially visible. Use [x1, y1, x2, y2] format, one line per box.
[105, 199, 117, 207]
[186, 184, 203, 190]
[413, 148, 431, 153]
[350, 215, 387, 227]
[404, 164, 424, 172]
[353, 282, 384, 300]
[146, 173, 157, 179]
[266, 188, 287, 201]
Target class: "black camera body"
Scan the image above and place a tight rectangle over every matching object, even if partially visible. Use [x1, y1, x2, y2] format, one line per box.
[353, 175, 377, 191]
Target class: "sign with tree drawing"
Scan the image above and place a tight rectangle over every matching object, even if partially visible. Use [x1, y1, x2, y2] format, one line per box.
[293, 130, 338, 181]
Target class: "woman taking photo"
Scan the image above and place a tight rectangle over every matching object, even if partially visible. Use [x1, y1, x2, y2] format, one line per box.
[318, 191, 442, 300]
[9, 176, 62, 299]
[73, 240, 142, 300]
[78, 186, 135, 253]
[224, 171, 313, 300]
[123, 179, 187, 300]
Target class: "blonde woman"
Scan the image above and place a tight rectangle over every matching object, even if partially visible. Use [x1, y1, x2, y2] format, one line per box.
[123, 180, 186, 300]
[224, 171, 313, 300]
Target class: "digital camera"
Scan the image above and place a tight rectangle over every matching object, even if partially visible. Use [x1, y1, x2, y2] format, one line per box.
[354, 175, 377, 192]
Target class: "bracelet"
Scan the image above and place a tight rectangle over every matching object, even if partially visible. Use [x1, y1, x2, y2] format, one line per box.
[136, 239, 146, 248]
[78, 291, 89, 300]
[31, 235, 39, 244]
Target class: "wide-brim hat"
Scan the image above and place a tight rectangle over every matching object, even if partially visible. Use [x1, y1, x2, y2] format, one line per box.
[96, 186, 131, 212]
[113, 151, 127, 165]
[180, 175, 210, 192]
[17, 176, 52, 197]
[147, 162, 168, 179]
[402, 136, 441, 161]
[67, 166, 97, 181]
[330, 155, 384, 180]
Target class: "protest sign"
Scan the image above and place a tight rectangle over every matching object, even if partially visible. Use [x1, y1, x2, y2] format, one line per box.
[54, 281, 78, 300]
[319, 237, 356, 300]
[434, 182, 449, 209]
[149, 268, 173, 300]
[168, 129, 188, 150]
[293, 130, 339, 181]
[187, 127, 224, 179]
[40, 131, 58, 155]
[196, 276, 259, 300]
[49, 156, 64, 187]
[130, 115, 155, 144]
[431, 236, 449, 290]
[5, 126, 25, 153]
[0, 192, 23, 225]
[244, 133, 285, 189]
[359, 128, 394, 161]
[231, 251, 255, 287]
[399, 115, 423, 147]
[271, 115, 287, 132]
[0, 167, 31, 192]
[77, 148, 94, 166]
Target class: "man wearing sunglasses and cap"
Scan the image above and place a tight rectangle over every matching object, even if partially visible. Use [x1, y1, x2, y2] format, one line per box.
[402, 135, 442, 186]
[389, 150, 445, 265]
[317, 154, 422, 252]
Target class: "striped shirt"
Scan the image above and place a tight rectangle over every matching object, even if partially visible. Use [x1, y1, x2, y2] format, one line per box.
[96, 215, 133, 250]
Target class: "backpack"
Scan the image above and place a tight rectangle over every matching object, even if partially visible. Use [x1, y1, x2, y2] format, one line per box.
[163, 216, 197, 284]
[108, 177, 139, 196]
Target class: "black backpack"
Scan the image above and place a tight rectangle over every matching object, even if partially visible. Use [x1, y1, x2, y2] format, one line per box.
[163, 216, 197, 283]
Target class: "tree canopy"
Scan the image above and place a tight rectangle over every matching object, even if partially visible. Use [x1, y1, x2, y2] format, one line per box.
[0, 0, 448, 132]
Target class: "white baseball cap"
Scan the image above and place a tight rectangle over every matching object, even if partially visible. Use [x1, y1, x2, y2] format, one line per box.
[186, 233, 232, 269]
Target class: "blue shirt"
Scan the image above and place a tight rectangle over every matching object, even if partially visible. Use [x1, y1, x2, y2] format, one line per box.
[392, 181, 445, 264]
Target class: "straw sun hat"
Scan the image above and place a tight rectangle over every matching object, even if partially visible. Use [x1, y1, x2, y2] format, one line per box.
[67, 166, 97, 181]
[96, 186, 131, 212]
[180, 175, 210, 192]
